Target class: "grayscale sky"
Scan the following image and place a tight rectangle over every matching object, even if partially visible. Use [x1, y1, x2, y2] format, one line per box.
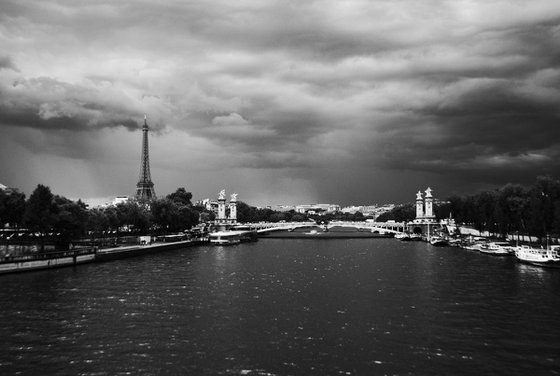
[1, 0, 559, 206]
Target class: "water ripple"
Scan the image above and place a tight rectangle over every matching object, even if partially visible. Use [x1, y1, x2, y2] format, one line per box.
[0, 240, 559, 375]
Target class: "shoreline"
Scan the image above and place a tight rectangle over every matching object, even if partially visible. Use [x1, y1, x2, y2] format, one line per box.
[0, 238, 209, 275]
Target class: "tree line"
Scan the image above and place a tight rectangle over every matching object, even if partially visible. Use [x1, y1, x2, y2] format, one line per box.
[0, 185, 205, 250]
[235, 201, 367, 223]
[1, 184, 369, 248]
[11, 175, 556, 248]
[377, 176, 560, 242]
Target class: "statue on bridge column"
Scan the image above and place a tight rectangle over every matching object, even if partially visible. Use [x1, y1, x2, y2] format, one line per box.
[217, 189, 227, 223]
[228, 193, 238, 223]
[416, 190, 424, 220]
[424, 187, 435, 219]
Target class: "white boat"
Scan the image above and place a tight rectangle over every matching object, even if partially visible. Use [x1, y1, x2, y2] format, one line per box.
[209, 231, 242, 245]
[461, 237, 487, 251]
[429, 236, 448, 247]
[493, 241, 515, 254]
[463, 243, 483, 251]
[479, 242, 512, 256]
[395, 233, 411, 241]
[515, 245, 560, 268]
[305, 229, 321, 235]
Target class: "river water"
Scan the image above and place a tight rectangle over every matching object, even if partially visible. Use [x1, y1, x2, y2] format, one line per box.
[1, 238, 559, 375]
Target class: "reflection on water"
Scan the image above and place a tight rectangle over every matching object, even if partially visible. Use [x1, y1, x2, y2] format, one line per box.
[0, 239, 559, 375]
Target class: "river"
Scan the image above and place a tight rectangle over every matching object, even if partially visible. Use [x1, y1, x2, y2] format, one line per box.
[0, 238, 559, 375]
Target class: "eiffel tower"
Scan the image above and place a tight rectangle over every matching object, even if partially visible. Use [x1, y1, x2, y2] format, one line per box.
[135, 115, 156, 200]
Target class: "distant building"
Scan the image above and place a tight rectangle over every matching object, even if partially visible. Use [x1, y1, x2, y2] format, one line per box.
[0, 182, 19, 194]
[295, 204, 340, 214]
[113, 196, 130, 205]
[272, 205, 298, 212]
[341, 205, 385, 217]
[370, 204, 395, 219]
[196, 198, 219, 213]
[83, 195, 131, 209]
[341, 205, 363, 214]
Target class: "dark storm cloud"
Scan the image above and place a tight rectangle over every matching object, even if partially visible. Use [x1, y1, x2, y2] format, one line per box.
[2, 0, 560, 203]
[370, 73, 560, 184]
[0, 76, 141, 131]
[187, 109, 325, 170]
[0, 55, 18, 71]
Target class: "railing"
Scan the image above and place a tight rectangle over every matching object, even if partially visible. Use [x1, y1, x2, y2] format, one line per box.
[237, 221, 407, 234]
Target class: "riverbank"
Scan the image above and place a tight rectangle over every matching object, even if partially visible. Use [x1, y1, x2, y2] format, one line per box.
[0, 237, 209, 275]
[95, 238, 208, 261]
[0, 248, 96, 274]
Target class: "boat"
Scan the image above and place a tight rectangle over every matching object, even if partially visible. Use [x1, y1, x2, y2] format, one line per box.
[429, 236, 448, 247]
[479, 242, 512, 256]
[515, 245, 560, 268]
[409, 233, 423, 241]
[395, 232, 422, 241]
[395, 232, 411, 241]
[305, 229, 321, 236]
[493, 241, 515, 255]
[447, 238, 462, 247]
[463, 243, 483, 251]
[209, 231, 242, 245]
[461, 237, 487, 251]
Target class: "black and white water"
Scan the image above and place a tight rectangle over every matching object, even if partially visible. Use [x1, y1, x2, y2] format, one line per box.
[1, 239, 559, 375]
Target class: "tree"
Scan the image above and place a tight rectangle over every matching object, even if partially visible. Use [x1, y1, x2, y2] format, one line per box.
[494, 184, 528, 237]
[0, 190, 26, 228]
[525, 176, 560, 240]
[150, 197, 199, 232]
[103, 206, 120, 232]
[376, 204, 415, 222]
[167, 188, 193, 206]
[53, 196, 88, 250]
[269, 212, 286, 222]
[23, 185, 58, 234]
[115, 201, 150, 233]
[473, 190, 498, 235]
[290, 213, 306, 222]
[177, 204, 199, 230]
[23, 185, 58, 251]
[434, 202, 452, 221]
[236, 201, 257, 223]
[352, 211, 365, 221]
[150, 198, 177, 231]
[87, 208, 110, 233]
[199, 211, 215, 223]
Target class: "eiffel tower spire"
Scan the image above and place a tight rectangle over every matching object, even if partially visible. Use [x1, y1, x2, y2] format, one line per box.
[135, 114, 156, 200]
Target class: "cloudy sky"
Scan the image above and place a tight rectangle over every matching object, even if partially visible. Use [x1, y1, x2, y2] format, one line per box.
[1, 0, 560, 206]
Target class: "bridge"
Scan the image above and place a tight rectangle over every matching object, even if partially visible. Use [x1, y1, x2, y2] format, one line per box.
[233, 221, 407, 235]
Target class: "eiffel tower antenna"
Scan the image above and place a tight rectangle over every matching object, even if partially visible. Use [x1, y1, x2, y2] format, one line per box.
[135, 114, 156, 200]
